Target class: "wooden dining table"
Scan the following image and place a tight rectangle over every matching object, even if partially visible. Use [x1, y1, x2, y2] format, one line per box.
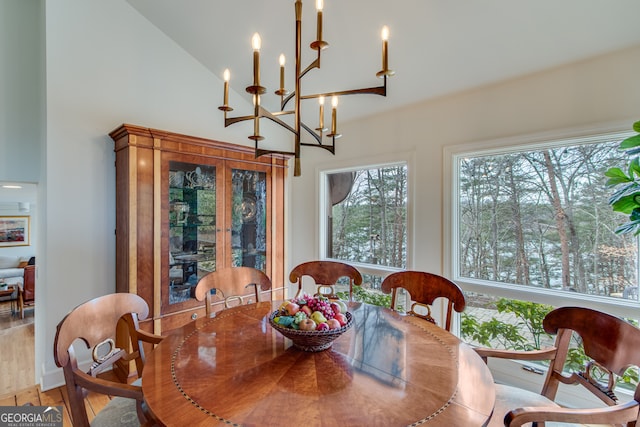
[142, 301, 495, 426]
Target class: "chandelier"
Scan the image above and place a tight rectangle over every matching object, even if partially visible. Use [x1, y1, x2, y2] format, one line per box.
[218, 0, 394, 176]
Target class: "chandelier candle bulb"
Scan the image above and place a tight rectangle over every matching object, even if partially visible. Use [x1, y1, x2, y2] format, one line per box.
[218, 69, 233, 111]
[252, 33, 261, 87]
[223, 69, 230, 106]
[316, 0, 323, 43]
[381, 26, 389, 72]
[318, 96, 325, 131]
[330, 96, 338, 135]
[275, 55, 289, 97]
[376, 26, 394, 77]
[279, 54, 285, 91]
[310, 0, 328, 51]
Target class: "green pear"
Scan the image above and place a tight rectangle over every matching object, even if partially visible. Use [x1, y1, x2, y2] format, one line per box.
[310, 311, 327, 324]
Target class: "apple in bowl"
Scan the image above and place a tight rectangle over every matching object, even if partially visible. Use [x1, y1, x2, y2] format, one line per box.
[334, 313, 348, 326]
[298, 318, 317, 331]
[316, 322, 329, 331]
[327, 318, 341, 330]
[285, 302, 300, 316]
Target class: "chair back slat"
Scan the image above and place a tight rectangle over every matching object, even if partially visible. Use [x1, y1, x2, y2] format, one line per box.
[544, 306, 640, 376]
[289, 261, 362, 301]
[194, 267, 272, 317]
[54, 293, 149, 368]
[380, 271, 465, 331]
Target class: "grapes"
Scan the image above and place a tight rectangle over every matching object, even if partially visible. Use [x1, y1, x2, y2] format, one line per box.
[277, 294, 342, 326]
[293, 311, 308, 324]
[301, 294, 335, 320]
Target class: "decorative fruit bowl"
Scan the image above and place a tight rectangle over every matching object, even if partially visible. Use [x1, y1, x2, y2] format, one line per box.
[269, 295, 354, 352]
[270, 311, 353, 352]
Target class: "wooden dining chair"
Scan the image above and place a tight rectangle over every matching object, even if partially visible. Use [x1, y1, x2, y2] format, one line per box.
[289, 260, 363, 301]
[475, 306, 640, 427]
[194, 267, 272, 317]
[53, 293, 163, 427]
[380, 271, 465, 331]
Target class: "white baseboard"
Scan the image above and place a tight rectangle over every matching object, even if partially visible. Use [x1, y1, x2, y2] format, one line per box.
[40, 363, 65, 391]
[40, 357, 94, 392]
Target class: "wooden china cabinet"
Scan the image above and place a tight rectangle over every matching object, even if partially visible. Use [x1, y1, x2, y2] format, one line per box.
[110, 124, 288, 336]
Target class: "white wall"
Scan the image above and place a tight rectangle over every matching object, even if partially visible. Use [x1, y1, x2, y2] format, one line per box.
[0, 0, 44, 184]
[40, 0, 274, 389]
[289, 45, 640, 272]
[0, 0, 43, 266]
[0, 0, 44, 389]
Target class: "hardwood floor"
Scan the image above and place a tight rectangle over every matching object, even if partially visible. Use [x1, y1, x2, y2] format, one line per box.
[0, 300, 111, 426]
[0, 378, 114, 426]
[0, 299, 35, 395]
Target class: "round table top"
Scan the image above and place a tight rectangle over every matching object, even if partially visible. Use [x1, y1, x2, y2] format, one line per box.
[142, 301, 495, 427]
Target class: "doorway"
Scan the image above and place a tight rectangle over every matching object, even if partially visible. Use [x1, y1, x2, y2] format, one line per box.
[0, 182, 37, 396]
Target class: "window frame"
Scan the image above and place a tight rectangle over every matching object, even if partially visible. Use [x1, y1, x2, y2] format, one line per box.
[318, 152, 413, 278]
[443, 121, 640, 320]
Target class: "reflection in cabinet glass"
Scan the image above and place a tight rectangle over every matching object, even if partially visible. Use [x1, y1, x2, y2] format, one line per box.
[168, 162, 216, 304]
[231, 169, 267, 270]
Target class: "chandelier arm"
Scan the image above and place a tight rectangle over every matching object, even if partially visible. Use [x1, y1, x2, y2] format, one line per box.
[300, 58, 320, 80]
[283, 66, 385, 110]
[300, 142, 335, 153]
[300, 120, 335, 154]
[271, 110, 295, 117]
[300, 84, 387, 100]
[259, 107, 298, 135]
[225, 108, 297, 130]
[281, 91, 296, 111]
[225, 114, 254, 127]
[256, 148, 296, 158]
[300, 122, 322, 145]
[281, 58, 320, 111]
[282, 82, 386, 112]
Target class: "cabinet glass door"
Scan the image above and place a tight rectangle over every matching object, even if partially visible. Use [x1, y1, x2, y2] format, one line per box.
[168, 161, 217, 304]
[230, 169, 267, 271]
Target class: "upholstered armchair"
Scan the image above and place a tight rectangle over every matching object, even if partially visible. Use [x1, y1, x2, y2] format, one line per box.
[18, 264, 35, 318]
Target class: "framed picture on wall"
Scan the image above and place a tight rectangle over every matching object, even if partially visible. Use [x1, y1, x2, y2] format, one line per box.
[0, 216, 30, 247]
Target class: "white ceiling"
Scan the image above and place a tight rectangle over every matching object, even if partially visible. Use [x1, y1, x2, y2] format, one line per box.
[126, 0, 640, 123]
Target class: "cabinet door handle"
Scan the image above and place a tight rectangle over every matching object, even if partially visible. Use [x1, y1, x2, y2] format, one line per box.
[191, 313, 198, 320]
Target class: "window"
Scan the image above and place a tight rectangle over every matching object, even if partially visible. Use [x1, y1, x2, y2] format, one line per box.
[445, 126, 640, 323]
[446, 126, 640, 402]
[320, 162, 408, 288]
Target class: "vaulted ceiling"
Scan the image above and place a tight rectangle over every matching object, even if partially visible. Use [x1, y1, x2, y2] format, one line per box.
[126, 0, 640, 123]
